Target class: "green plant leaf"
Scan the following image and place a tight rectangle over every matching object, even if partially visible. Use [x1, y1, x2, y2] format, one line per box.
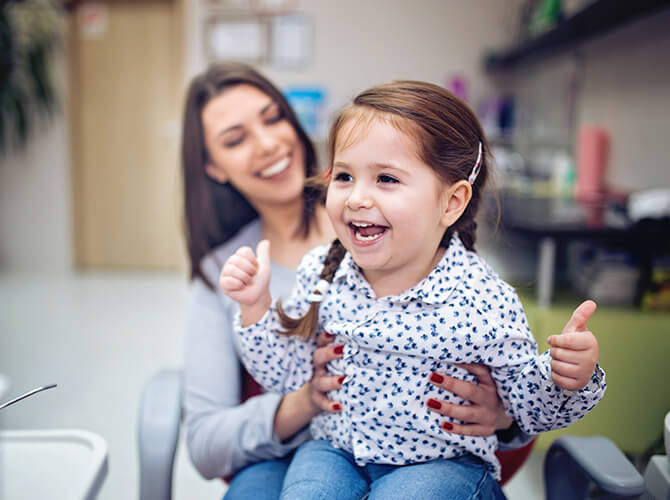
[0, 0, 61, 153]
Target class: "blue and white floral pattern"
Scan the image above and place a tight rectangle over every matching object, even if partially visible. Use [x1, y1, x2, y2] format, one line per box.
[235, 235, 606, 479]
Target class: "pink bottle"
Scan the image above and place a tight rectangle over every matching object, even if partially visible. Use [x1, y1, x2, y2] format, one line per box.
[575, 126, 609, 202]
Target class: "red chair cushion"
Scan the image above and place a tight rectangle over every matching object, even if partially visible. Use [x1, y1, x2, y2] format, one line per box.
[241, 365, 264, 402]
[496, 438, 536, 486]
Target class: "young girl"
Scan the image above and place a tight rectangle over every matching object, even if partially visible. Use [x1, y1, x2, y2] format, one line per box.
[220, 81, 606, 499]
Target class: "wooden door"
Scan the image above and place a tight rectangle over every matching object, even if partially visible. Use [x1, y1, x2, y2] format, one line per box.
[67, 0, 185, 270]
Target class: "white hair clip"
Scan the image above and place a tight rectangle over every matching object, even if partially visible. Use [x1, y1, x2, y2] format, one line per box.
[308, 279, 330, 303]
[467, 142, 483, 185]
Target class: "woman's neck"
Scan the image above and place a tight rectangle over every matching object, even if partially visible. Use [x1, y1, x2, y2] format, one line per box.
[258, 199, 304, 244]
[258, 203, 335, 269]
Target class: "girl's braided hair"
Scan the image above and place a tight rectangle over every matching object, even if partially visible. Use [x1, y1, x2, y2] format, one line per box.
[277, 238, 346, 338]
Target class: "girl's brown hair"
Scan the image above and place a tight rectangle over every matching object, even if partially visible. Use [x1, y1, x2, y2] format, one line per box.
[182, 62, 320, 288]
[278, 80, 491, 338]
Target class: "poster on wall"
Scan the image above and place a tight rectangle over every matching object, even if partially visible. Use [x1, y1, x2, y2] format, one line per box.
[206, 17, 269, 62]
[252, 0, 298, 15]
[271, 14, 312, 68]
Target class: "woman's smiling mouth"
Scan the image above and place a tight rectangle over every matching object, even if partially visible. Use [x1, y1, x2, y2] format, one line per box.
[258, 156, 290, 178]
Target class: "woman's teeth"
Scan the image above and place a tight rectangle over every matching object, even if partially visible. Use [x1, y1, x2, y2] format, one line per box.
[259, 157, 290, 178]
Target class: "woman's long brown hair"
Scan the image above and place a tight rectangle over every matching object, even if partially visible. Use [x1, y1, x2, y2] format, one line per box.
[182, 62, 319, 288]
[278, 80, 493, 338]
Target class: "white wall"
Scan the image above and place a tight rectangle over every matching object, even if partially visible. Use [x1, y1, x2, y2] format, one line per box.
[0, 49, 72, 273]
[3, 3, 667, 274]
[261, 0, 520, 121]
[188, 0, 521, 132]
[1, 0, 519, 273]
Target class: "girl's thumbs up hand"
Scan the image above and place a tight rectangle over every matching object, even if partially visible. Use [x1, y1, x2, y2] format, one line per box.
[547, 300, 599, 391]
[220, 240, 272, 308]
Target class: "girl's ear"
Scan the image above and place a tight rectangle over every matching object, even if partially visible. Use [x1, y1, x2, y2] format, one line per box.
[205, 162, 228, 184]
[441, 180, 472, 227]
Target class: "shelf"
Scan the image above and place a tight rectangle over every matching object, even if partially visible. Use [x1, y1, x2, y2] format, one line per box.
[484, 0, 670, 72]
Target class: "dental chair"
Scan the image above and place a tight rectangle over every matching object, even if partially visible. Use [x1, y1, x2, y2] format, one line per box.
[138, 369, 644, 500]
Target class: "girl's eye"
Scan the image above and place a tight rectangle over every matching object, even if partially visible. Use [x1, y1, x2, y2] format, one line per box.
[378, 174, 399, 184]
[334, 172, 352, 182]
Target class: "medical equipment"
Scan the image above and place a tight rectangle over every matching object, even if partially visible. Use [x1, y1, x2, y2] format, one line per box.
[0, 383, 57, 410]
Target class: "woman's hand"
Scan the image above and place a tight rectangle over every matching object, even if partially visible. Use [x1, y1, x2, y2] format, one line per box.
[309, 331, 345, 413]
[426, 363, 512, 436]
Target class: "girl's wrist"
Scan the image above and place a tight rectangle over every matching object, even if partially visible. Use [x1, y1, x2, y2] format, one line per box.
[240, 292, 272, 326]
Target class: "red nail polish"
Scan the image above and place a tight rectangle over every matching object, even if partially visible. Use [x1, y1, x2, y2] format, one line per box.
[427, 398, 441, 410]
[332, 403, 342, 411]
[430, 373, 444, 384]
[337, 376, 345, 384]
[442, 422, 453, 431]
[324, 332, 334, 339]
[333, 345, 344, 355]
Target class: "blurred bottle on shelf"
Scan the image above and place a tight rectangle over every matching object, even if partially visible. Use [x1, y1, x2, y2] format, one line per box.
[575, 125, 609, 202]
[447, 75, 468, 103]
[642, 257, 670, 311]
[528, 0, 562, 37]
[551, 150, 576, 198]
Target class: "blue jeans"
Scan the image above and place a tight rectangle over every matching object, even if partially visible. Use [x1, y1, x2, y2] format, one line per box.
[280, 440, 503, 500]
[224, 454, 292, 500]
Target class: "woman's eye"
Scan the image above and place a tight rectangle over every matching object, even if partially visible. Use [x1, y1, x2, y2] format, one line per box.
[378, 174, 399, 184]
[223, 136, 244, 148]
[334, 172, 352, 182]
[265, 108, 284, 124]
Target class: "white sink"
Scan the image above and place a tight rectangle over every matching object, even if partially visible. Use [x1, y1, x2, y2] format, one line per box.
[0, 429, 108, 500]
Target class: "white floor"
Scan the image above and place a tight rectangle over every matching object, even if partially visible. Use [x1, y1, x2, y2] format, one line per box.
[0, 271, 544, 499]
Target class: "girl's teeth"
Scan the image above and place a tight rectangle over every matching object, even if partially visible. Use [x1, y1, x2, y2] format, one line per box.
[354, 229, 384, 242]
[259, 157, 290, 178]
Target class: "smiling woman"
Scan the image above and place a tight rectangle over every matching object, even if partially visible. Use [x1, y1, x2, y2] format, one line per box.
[201, 85, 307, 210]
[180, 63, 344, 500]
[180, 64, 324, 285]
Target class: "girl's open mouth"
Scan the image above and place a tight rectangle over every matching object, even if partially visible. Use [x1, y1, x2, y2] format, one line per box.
[350, 222, 388, 244]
